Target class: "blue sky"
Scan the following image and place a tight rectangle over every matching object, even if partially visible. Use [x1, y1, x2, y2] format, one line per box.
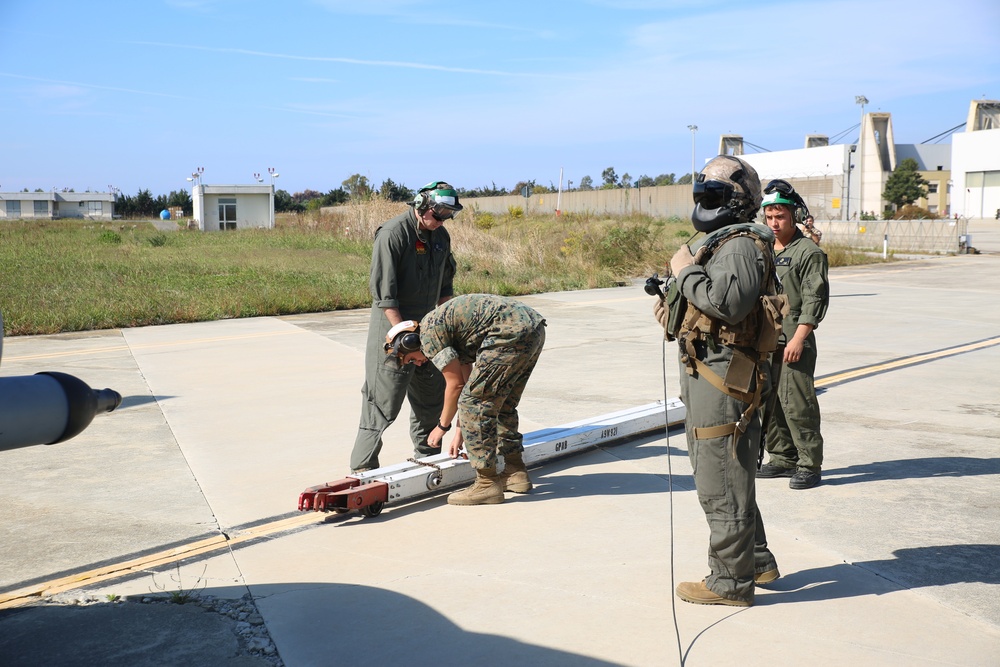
[1, 0, 998, 197]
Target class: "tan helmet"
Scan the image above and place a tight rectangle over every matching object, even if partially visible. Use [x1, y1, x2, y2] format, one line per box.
[691, 156, 762, 232]
[384, 320, 422, 361]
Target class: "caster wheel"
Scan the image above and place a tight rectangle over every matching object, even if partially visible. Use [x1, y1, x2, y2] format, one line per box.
[426, 471, 443, 490]
[360, 501, 384, 518]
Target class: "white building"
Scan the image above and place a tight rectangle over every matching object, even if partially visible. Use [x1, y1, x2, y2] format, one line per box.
[191, 184, 275, 231]
[951, 100, 1000, 220]
[722, 99, 1000, 222]
[0, 190, 116, 221]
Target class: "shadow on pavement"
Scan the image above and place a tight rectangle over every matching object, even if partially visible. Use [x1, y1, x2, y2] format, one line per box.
[117, 394, 175, 409]
[821, 456, 1000, 485]
[760, 543, 1000, 605]
[0, 583, 626, 667]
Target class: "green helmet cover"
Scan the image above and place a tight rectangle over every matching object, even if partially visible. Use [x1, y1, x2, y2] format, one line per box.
[416, 181, 462, 213]
[761, 190, 797, 209]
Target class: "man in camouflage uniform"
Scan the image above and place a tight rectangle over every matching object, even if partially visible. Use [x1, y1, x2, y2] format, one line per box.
[800, 214, 823, 245]
[348, 182, 461, 473]
[654, 155, 781, 607]
[757, 180, 830, 490]
[385, 294, 546, 506]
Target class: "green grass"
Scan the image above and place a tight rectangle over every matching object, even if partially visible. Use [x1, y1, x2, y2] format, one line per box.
[0, 208, 884, 336]
[1, 221, 371, 335]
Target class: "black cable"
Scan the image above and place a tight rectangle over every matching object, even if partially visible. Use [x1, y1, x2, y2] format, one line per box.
[661, 336, 685, 667]
[742, 140, 772, 153]
[921, 122, 966, 144]
[828, 123, 860, 144]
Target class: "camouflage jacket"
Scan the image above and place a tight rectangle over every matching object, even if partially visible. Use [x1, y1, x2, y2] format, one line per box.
[419, 294, 545, 369]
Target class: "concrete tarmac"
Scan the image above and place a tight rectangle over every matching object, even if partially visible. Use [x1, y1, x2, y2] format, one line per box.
[2, 233, 999, 666]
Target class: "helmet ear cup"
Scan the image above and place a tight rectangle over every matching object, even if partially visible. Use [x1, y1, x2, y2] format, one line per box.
[793, 193, 809, 224]
[414, 181, 447, 211]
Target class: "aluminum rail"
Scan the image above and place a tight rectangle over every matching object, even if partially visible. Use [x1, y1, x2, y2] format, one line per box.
[298, 398, 686, 517]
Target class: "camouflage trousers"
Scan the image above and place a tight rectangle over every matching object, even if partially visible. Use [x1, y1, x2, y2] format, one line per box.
[458, 323, 546, 470]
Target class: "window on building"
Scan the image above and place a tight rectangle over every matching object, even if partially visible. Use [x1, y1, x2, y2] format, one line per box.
[6, 200, 21, 217]
[88, 201, 103, 214]
[928, 205, 938, 213]
[927, 183, 938, 194]
[34, 200, 49, 216]
[218, 198, 237, 230]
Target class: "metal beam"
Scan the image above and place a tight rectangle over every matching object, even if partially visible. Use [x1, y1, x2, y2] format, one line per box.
[298, 398, 686, 516]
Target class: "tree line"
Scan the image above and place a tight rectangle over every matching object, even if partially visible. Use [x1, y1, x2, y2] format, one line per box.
[22, 157, 933, 220]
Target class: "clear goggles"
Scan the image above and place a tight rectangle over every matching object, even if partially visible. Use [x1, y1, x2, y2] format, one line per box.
[764, 179, 795, 196]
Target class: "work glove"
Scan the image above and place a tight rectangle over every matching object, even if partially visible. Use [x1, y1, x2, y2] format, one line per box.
[670, 244, 706, 276]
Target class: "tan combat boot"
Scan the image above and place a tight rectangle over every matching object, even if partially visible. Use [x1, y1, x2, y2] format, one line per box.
[447, 467, 505, 506]
[499, 452, 532, 493]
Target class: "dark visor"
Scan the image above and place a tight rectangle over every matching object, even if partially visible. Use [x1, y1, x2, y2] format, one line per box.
[398, 332, 421, 353]
[692, 181, 733, 210]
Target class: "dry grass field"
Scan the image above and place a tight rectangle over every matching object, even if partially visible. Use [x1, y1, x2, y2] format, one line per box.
[0, 198, 879, 336]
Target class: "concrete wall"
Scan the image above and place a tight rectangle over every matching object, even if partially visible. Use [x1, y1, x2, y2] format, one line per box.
[462, 184, 693, 219]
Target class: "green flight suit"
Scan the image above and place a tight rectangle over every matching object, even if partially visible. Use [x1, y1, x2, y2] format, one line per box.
[670, 225, 779, 604]
[350, 208, 456, 472]
[419, 294, 545, 470]
[764, 230, 829, 472]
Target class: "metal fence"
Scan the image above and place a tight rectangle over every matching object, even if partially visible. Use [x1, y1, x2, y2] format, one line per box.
[817, 218, 970, 254]
[465, 187, 970, 254]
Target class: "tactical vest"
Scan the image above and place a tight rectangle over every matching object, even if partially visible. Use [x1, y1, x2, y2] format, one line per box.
[665, 223, 789, 445]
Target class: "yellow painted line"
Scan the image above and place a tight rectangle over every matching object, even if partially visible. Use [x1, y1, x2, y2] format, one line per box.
[815, 336, 1000, 389]
[3, 328, 307, 363]
[0, 512, 324, 610]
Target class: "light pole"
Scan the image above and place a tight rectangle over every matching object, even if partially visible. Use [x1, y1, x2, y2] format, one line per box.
[268, 167, 280, 187]
[185, 167, 204, 187]
[687, 125, 698, 188]
[253, 173, 263, 183]
[845, 146, 856, 221]
[855, 96, 867, 217]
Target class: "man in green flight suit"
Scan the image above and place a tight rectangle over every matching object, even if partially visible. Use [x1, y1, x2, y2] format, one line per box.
[349, 182, 461, 473]
[653, 155, 783, 607]
[385, 294, 546, 506]
[757, 180, 830, 490]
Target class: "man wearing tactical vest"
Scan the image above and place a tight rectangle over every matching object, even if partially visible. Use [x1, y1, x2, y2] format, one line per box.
[653, 155, 786, 607]
[757, 180, 830, 490]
